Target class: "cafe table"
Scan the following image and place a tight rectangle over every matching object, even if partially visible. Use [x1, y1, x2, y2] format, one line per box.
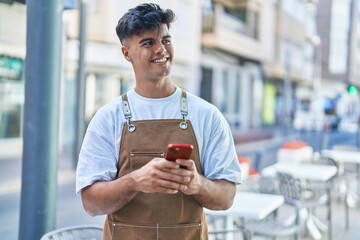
[261, 162, 337, 182]
[321, 148, 360, 229]
[261, 162, 337, 240]
[321, 148, 360, 165]
[205, 191, 284, 240]
[321, 149, 360, 194]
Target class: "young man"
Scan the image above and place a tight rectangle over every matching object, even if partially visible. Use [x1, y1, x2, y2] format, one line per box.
[76, 3, 241, 239]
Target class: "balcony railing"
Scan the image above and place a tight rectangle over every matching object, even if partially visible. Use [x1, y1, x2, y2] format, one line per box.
[202, 8, 258, 39]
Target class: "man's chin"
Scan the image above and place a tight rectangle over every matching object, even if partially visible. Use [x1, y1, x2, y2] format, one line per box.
[159, 67, 171, 77]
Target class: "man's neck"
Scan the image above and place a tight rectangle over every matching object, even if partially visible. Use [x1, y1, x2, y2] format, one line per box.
[134, 80, 176, 98]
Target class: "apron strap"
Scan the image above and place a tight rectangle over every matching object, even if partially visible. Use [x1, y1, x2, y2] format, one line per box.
[121, 89, 189, 131]
[121, 94, 131, 119]
[121, 94, 136, 132]
[180, 90, 189, 130]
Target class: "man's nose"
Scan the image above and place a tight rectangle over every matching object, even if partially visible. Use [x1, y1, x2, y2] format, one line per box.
[154, 41, 167, 54]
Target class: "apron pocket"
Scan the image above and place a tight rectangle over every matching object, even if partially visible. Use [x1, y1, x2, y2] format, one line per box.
[111, 222, 202, 240]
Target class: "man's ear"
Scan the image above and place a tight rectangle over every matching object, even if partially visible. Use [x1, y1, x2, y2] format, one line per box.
[122, 46, 131, 62]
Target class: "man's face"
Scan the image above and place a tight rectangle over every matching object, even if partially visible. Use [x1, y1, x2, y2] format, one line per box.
[122, 23, 174, 81]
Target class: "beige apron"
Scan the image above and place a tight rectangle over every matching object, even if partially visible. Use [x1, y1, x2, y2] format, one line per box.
[103, 91, 208, 240]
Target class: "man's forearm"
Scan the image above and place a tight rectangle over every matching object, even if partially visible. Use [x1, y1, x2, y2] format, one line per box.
[81, 174, 138, 216]
[193, 178, 236, 210]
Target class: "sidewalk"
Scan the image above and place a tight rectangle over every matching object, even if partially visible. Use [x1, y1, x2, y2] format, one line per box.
[0, 154, 105, 240]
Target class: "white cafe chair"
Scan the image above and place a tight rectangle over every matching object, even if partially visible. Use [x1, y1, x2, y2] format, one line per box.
[242, 217, 299, 240]
[321, 145, 359, 230]
[276, 172, 330, 240]
[40, 225, 103, 240]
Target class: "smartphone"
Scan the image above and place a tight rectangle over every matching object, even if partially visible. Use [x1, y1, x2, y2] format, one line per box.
[165, 144, 193, 161]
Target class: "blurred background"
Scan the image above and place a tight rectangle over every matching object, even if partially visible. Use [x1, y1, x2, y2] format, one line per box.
[1, 0, 360, 239]
[1, 0, 359, 158]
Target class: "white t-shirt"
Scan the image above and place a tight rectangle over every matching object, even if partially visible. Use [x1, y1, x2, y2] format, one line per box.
[76, 87, 242, 194]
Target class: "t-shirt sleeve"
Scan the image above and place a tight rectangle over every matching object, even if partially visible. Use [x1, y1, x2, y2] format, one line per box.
[75, 106, 120, 195]
[201, 109, 242, 184]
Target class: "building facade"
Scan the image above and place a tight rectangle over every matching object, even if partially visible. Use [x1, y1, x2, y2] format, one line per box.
[4, 0, 353, 157]
[316, 0, 360, 130]
[201, 0, 276, 130]
[268, 0, 320, 131]
[201, 0, 320, 132]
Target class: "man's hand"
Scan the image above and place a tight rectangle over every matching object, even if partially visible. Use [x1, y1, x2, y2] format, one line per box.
[131, 157, 191, 194]
[169, 158, 236, 210]
[172, 159, 201, 195]
[81, 157, 192, 216]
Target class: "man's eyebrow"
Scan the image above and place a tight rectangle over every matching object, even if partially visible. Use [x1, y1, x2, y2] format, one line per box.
[138, 38, 154, 45]
[138, 34, 172, 45]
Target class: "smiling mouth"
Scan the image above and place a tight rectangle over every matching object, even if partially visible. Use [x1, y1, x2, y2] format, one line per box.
[151, 56, 169, 63]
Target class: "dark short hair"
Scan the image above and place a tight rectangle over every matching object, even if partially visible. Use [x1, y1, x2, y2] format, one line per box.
[115, 3, 176, 44]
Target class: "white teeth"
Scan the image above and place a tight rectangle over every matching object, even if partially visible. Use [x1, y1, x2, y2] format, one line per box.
[152, 57, 167, 63]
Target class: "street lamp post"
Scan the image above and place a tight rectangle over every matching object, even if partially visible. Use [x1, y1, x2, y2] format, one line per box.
[73, 0, 88, 168]
[19, 0, 62, 239]
[310, 35, 328, 148]
[284, 49, 292, 135]
[311, 35, 322, 95]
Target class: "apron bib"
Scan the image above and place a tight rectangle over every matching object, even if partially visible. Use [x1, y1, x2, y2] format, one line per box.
[103, 91, 208, 240]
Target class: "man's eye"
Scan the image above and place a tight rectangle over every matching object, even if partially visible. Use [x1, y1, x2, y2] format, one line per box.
[142, 41, 153, 47]
[163, 39, 171, 45]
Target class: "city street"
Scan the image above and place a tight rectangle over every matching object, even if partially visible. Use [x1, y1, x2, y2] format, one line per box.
[1, 129, 360, 239]
[0, 160, 105, 240]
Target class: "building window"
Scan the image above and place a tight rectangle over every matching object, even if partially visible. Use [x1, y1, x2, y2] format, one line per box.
[282, 0, 305, 23]
[223, 5, 259, 39]
[0, 56, 24, 139]
[329, 0, 351, 74]
[224, 7, 246, 22]
[0, 82, 23, 138]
